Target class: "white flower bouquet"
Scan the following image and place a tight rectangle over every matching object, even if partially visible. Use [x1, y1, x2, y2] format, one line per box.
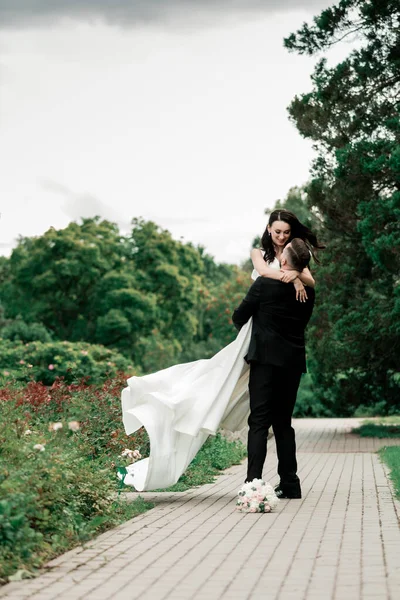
[236, 478, 279, 513]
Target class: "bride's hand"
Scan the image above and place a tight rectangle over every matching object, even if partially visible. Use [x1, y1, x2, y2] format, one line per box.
[280, 269, 300, 283]
[293, 279, 307, 302]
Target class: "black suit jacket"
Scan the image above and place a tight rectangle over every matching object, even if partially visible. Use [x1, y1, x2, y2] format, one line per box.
[232, 277, 315, 373]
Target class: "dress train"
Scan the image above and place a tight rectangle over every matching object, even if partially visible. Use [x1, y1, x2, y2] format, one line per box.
[120, 320, 252, 491]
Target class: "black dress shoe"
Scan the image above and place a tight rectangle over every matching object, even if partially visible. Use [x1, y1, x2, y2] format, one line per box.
[274, 485, 302, 499]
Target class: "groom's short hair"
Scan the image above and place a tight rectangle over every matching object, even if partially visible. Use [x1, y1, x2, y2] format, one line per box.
[286, 238, 311, 271]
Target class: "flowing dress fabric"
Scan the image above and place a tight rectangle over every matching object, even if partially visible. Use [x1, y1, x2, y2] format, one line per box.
[120, 257, 280, 491]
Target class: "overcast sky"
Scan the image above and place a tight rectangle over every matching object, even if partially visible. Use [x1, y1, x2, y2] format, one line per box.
[0, 0, 346, 264]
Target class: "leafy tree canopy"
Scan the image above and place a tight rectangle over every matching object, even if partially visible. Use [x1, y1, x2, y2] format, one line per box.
[0, 217, 245, 374]
[284, 0, 400, 413]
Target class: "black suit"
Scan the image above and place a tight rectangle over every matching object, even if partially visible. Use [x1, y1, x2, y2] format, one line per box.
[232, 277, 315, 487]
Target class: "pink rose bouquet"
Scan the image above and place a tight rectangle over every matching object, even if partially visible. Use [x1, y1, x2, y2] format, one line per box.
[236, 478, 279, 513]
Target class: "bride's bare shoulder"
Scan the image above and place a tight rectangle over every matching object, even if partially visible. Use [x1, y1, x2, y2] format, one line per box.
[250, 248, 264, 258]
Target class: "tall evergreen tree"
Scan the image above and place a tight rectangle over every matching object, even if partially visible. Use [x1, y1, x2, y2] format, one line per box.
[285, 0, 400, 414]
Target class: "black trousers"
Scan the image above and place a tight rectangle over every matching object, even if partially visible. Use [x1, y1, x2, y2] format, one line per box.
[246, 362, 303, 485]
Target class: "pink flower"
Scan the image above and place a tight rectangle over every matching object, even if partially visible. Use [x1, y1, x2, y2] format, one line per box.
[3, 371, 9, 376]
[120, 448, 142, 462]
[236, 479, 278, 513]
[19, 359, 25, 364]
[68, 421, 80, 432]
[121, 448, 133, 457]
[81, 350, 88, 356]
[49, 422, 63, 432]
[33, 444, 45, 452]
[48, 364, 55, 370]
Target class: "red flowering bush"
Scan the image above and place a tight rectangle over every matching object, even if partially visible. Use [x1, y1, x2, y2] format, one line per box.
[0, 375, 152, 582]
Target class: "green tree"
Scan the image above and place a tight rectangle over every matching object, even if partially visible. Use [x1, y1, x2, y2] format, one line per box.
[2, 218, 126, 341]
[203, 268, 251, 348]
[0, 217, 240, 374]
[274, 186, 322, 232]
[284, 0, 400, 414]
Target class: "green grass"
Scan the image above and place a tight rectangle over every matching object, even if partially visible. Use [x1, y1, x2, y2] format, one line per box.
[352, 416, 400, 438]
[352, 416, 400, 501]
[379, 447, 400, 500]
[369, 416, 400, 425]
[151, 433, 247, 492]
[352, 424, 400, 438]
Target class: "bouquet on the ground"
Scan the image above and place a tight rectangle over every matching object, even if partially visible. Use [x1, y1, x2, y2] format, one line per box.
[236, 478, 279, 513]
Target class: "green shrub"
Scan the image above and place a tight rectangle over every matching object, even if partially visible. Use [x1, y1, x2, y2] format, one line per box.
[158, 433, 247, 492]
[0, 377, 152, 581]
[178, 338, 225, 363]
[293, 373, 332, 417]
[0, 493, 44, 575]
[135, 332, 182, 373]
[0, 339, 136, 385]
[353, 401, 390, 418]
[0, 376, 149, 461]
[198, 432, 246, 471]
[1, 317, 53, 343]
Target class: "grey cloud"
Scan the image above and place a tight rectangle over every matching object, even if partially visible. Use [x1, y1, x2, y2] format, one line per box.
[0, 0, 331, 29]
[40, 179, 132, 230]
[40, 180, 213, 232]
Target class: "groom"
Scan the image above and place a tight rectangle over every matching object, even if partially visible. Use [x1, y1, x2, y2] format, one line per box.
[232, 238, 315, 499]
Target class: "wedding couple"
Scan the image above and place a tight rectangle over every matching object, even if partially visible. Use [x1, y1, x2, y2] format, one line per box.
[121, 210, 322, 496]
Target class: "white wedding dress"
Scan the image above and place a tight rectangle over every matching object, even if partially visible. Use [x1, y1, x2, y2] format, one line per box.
[120, 257, 280, 491]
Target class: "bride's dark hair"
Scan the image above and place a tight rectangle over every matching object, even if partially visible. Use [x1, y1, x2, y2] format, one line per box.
[261, 209, 325, 264]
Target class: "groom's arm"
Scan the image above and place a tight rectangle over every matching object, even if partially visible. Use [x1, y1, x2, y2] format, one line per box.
[232, 277, 262, 331]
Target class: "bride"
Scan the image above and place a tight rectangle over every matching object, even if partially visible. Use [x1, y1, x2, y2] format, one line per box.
[120, 210, 322, 491]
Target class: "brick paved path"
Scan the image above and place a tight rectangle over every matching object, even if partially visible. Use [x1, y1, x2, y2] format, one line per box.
[1, 419, 399, 600]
